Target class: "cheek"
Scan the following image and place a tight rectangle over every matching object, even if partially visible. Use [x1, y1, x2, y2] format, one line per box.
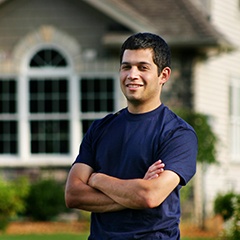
[119, 72, 127, 83]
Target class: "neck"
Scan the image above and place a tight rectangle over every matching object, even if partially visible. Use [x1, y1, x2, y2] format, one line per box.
[127, 101, 162, 114]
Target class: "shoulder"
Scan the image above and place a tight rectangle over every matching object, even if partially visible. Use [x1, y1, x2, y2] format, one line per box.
[87, 108, 126, 134]
[160, 105, 197, 140]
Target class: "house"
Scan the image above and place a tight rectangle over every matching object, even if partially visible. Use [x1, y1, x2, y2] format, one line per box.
[0, 0, 239, 219]
[192, 0, 240, 218]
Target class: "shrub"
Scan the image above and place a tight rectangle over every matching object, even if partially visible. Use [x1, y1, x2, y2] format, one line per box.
[214, 192, 235, 221]
[214, 191, 240, 239]
[0, 177, 29, 231]
[230, 194, 240, 239]
[174, 109, 217, 164]
[25, 179, 66, 221]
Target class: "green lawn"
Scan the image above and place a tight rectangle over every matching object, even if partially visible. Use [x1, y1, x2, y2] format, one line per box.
[0, 233, 89, 240]
[0, 234, 216, 240]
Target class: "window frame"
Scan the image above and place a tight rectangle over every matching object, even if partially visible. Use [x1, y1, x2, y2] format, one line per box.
[0, 46, 120, 166]
[229, 77, 240, 162]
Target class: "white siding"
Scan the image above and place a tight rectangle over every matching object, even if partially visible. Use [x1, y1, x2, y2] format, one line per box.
[194, 0, 240, 215]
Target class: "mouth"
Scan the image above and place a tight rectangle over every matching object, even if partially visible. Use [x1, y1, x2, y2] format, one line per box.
[126, 83, 143, 89]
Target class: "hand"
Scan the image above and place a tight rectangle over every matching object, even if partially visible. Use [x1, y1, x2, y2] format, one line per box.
[143, 160, 165, 180]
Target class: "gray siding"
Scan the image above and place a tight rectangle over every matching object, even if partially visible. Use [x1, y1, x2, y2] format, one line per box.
[0, 0, 129, 57]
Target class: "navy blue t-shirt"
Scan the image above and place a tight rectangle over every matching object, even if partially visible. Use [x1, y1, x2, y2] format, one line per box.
[74, 104, 198, 239]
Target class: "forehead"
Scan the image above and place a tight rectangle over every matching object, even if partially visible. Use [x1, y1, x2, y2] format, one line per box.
[122, 49, 154, 63]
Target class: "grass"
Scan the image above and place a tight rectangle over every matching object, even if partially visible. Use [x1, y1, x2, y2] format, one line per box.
[0, 234, 216, 240]
[182, 238, 215, 240]
[0, 233, 89, 240]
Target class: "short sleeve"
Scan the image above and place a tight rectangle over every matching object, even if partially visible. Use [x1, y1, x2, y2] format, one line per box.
[158, 127, 198, 186]
[73, 124, 96, 169]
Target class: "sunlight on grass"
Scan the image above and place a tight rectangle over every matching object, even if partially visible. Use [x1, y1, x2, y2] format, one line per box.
[0, 233, 89, 240]
[182, 238, 216, 240]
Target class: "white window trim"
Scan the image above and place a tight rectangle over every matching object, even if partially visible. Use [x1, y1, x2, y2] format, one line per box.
[230, 77, 240, 162]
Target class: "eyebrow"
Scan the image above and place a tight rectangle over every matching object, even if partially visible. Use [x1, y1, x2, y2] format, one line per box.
[121, 61, 151, 65]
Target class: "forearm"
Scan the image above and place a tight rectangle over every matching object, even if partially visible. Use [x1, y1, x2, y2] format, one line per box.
[65, 163, 125, 213]
[65, 180, 125, 212]
[88, 170, 180, 209]
[88, 173, 152, 209]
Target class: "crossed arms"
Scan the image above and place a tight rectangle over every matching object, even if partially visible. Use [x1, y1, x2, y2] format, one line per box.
[65, 160, 180, 213]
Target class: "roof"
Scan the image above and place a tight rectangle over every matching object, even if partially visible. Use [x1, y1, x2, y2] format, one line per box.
[85, 0, 233, 52]
[0, 0, 234, 52]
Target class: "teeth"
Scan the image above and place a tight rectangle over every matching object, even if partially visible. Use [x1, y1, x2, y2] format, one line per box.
[128, 84, 141, 88]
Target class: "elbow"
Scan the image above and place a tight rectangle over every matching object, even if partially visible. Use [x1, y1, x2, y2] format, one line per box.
[138, 190, 162, 209]
[64, 194, 72, 209]
[65, 190, 76, 209]
[143, 197, 160, 209]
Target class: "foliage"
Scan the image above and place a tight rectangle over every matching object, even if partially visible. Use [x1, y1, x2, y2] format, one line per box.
[174, 109, 217, 164]
[214, 191, 240, 239]
[24, 179, 66, 221]
[0, 177, 29, 231]
[228, 194, 240, 239]
[214, 192, 236, 221]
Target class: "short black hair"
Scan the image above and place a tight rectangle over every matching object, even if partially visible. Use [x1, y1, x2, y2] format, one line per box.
[120, 32, 171, 74]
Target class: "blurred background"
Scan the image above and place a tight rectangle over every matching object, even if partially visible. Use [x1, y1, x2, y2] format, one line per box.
[0, 0, 239, 239]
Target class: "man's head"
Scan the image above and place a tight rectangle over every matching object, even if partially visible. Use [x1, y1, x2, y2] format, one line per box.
[120, 32, 171, 75]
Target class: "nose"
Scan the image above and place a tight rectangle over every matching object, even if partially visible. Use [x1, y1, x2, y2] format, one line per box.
[127, 66, 138, 80]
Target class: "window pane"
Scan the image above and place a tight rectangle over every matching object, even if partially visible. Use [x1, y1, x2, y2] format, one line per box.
[0, 79, 17, 113]
[80, 77, 114, 112]
[0, 121, 18, 154]
[30, 120, 69, 154]
[82, 119, 95, 136]
[30, 49, 67, 67]
[29, 79, 68, 113]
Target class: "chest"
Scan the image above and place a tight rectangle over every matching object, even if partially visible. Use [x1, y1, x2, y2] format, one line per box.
[93, 120, 161, 178]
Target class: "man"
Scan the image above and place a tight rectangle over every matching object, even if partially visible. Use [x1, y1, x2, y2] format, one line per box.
[65, 32, 198, 239]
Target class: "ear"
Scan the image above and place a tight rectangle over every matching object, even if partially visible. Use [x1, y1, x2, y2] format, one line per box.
[159, 67, 171, 85]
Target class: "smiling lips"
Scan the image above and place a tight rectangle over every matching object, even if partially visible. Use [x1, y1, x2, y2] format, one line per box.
[126, 83, 143, 89]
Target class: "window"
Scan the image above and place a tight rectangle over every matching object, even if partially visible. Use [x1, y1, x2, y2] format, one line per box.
[81, 77, 114, 112]
[0, 79, 18, 154]
[230, 78, 240, 162]
[30, 49, 67, 67]
[30, 120, 69, 154]
[29, 48, 70, 155]
[29, 78, 69, 154]
[80, 77, 115, 135]
[0, 46, 117, 165]
[29, 79, 68, 113]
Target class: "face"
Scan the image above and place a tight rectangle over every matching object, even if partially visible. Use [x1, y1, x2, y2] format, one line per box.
[120, 49, 170, 113]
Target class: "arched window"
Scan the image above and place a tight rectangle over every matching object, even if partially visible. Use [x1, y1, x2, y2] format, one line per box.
[0, 44, 118, 166]
[28, 48, 70, 154]
[30, 49, 68, 67]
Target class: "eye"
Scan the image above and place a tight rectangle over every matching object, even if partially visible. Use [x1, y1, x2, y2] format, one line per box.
[139, 65, 148, 71]
[121, 64, 131, 70]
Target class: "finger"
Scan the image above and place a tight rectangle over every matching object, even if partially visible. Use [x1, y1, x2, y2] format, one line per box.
[149, 163, 165, 172]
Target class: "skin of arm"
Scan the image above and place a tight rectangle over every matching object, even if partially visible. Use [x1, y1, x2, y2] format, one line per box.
[88, 169, 180, 209]
[65, 163, 125, 212]
[65, 160, 165, 212]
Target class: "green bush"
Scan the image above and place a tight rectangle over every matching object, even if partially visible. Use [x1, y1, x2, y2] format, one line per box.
[214, 191, 240, 239]
[0, 177, 29, 231]
[214, 192, 235, 221]
[174, 109, 217, 164]
[25, 179, 66, 221]
[230, 194, 240, 239]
